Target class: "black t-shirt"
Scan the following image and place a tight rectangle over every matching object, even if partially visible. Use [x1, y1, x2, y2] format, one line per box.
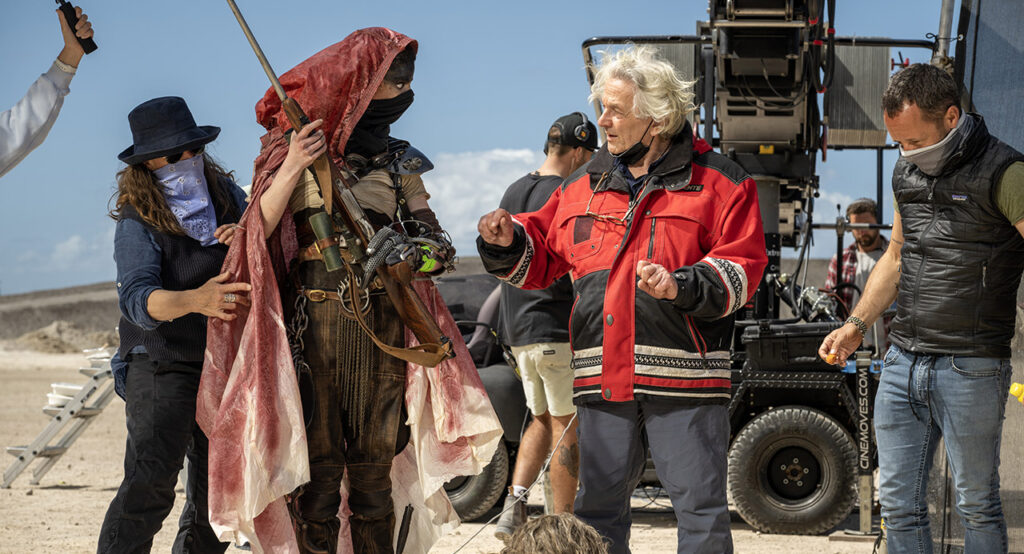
[497, 172, 573, 346]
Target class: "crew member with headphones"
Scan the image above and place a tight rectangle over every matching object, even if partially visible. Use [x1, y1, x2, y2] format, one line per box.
[492, 111, 598, 542]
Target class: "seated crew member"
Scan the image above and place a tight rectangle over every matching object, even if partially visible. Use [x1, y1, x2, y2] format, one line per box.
[500, 513, 609, 554]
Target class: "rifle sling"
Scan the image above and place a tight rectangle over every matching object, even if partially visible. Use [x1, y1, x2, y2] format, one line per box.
[342, 266, 451, 368]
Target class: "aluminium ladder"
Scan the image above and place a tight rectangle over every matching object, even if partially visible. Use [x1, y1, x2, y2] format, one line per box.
[2, 348, 117, 488]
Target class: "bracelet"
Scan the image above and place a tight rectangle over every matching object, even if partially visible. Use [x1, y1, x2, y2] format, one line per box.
[54, 57, 78, 74]
[845, 316, 868, 336]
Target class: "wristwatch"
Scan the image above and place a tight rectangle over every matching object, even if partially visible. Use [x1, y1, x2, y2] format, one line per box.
[845, 316, 868, 336]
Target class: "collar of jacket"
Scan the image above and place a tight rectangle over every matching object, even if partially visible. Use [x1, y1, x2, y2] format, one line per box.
[936, 112, 990, 176]
[586, 121, 697, 193]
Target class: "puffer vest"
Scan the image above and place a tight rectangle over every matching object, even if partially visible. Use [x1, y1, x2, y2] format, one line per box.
[891, 114, 1024, 358]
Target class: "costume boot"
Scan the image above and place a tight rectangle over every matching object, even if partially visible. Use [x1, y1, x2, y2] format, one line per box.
[347, 462, 397, 553]
[349, 511, 396, 554]
[287, 490, 341, 554]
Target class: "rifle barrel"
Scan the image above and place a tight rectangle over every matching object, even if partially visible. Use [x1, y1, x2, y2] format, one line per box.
[224, 0, 287, 101]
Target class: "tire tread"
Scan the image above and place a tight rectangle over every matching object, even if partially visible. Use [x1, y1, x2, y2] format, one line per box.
[728, 406, 858, 535]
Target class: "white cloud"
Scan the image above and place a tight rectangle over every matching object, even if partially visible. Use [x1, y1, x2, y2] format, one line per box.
[422, 148, 545, 252]
[814, 189, 855, 221]
[9, 226, 115, 289]
[49, 227, 115, 272]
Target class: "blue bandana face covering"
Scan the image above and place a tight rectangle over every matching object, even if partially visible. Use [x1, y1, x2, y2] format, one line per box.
[153, 156, 219, 246]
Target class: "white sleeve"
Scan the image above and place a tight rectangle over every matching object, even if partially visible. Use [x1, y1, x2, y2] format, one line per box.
[0, 61, 75, 178]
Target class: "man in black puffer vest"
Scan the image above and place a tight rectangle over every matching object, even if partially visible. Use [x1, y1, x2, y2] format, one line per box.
[820, 64, 1024, 554]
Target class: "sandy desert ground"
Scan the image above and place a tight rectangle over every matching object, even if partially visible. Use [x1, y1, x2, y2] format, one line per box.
[0, 347, 881, 553]
[6, 257, 1023, 553]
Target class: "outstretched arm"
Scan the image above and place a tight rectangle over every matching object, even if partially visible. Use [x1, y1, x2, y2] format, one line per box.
[0, 6, 95, 178]
[819, 210, 903, 364]
[476, 187, 570, 289]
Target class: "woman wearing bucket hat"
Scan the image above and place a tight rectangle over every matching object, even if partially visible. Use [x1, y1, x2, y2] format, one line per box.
[96, 96, 252, 553]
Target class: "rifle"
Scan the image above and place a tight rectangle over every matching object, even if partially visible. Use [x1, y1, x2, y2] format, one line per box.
[224, 0, 452, 367]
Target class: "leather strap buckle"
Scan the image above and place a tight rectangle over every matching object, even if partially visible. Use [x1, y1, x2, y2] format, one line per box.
[306, 289, 328, 302]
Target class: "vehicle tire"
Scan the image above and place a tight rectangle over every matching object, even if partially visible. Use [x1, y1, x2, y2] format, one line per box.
[728, 406, 857, 535]
[444, 439, 510, 522]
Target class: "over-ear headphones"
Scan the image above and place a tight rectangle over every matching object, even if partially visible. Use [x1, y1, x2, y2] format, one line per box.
[572, 111, 591, 144]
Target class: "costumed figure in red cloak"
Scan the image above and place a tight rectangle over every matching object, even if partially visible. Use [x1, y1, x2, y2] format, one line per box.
[197, 27, 502, 554]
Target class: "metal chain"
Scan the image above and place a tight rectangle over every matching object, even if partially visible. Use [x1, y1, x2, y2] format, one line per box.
[288, 293, 313, 385]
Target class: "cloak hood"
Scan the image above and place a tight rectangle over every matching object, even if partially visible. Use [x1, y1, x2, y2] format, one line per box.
[254, 27, 417, 167]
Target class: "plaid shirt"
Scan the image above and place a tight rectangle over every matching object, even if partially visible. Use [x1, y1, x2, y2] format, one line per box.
[824, 237, 890, 347]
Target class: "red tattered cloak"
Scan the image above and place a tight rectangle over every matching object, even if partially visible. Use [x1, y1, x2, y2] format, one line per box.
[197, 27, 502, 554]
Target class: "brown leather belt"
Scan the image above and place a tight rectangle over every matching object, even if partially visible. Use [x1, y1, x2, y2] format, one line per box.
[296, 236, 340, 263]
[298, 288, 344, 303]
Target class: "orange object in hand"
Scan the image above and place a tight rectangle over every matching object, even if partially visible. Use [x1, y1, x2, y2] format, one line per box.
[826, 353, 838, 365]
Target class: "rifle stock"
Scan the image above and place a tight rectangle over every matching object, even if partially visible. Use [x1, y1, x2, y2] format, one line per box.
[382, 263, 448, 347]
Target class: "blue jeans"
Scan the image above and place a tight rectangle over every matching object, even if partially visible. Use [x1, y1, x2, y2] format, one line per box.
[875, 344, 1012, 554]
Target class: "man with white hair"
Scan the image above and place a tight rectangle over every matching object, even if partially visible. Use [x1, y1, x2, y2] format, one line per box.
[476, 46, 767, 553]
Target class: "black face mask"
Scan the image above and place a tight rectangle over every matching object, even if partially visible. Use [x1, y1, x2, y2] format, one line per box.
[346, 89, 414, 158]
[614, 120, 654, 166]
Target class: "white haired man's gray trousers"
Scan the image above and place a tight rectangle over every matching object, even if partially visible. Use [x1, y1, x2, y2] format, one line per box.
[574, 400, 733, 554]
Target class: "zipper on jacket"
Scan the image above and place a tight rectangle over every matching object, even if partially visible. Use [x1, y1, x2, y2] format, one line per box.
[611, 183, 658, 268]
[982, 261, 988, 288]
[910, 177, 939, 351]
[647, 218, 657, 258]
[567, 293, 580, 354]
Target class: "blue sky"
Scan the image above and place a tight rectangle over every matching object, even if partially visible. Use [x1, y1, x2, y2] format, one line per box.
[0, 1, 945, 295]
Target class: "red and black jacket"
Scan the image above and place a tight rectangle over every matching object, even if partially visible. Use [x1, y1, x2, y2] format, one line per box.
[478, 127, 767, 405]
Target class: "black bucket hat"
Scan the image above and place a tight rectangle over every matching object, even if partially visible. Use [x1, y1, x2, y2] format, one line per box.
[118, 96, 220, 165]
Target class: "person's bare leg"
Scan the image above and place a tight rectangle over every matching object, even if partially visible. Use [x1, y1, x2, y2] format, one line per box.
[496, 412, 553, 542]
[511, 412, 552, 488]
[549, 412, 579, 513]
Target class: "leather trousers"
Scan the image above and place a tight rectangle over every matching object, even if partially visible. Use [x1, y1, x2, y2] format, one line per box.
[285, 260, 408, 554]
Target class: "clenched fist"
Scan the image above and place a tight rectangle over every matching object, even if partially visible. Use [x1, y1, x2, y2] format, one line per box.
[636, 260, 678, 300]
[477, 208, 515, 247]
